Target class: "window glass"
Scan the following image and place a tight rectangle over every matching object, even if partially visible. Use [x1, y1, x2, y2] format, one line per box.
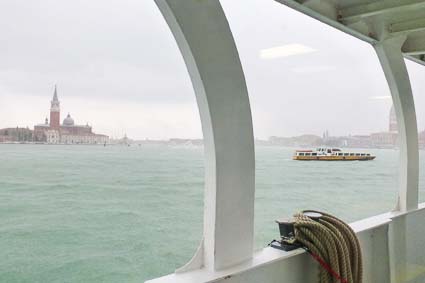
[222, 0, 399, 249]
[0, 1, 203, 281]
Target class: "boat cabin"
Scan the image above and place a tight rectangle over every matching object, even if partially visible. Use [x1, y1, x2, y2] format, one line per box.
[148, 0, 425, 282]
[295, 148, 372, 158]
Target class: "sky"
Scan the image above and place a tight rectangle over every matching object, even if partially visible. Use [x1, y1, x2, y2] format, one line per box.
[0, 0, 424, 140]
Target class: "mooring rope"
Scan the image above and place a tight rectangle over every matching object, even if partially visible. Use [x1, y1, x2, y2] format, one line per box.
[290, 210, 363, 283]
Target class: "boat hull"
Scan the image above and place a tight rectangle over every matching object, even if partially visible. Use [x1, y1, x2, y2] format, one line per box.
[293, 156, 376, 161]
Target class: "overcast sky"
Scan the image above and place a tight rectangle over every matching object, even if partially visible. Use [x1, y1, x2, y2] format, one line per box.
[0, 0, 424, 140]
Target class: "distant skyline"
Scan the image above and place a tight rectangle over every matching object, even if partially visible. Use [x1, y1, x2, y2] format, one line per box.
[1, 89, 201, 140]
[0, 0, 424, 140]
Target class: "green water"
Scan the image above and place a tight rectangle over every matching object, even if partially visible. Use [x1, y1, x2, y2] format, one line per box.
[0, 144, 424, 282]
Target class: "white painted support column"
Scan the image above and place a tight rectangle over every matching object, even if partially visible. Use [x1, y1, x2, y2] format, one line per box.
[155, 0, 255, 271]
[374, 37, 419, 212]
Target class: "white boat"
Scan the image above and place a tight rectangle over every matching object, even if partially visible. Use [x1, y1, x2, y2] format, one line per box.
[148, 1, 425, 283]
[293, 148, 376, 161]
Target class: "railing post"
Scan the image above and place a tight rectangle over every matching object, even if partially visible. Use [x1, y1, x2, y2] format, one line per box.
[374, 36, 419, 212]
[155, 0, 255, 271]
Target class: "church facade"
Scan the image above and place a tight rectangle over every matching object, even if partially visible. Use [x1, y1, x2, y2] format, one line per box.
[34, 86, 109, 144]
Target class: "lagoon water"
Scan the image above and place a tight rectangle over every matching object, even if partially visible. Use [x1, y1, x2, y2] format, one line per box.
[0, 144, 424, 282]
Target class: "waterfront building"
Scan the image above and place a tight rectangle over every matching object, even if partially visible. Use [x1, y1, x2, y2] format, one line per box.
[267, 105, 419, 149]
[45, 129, 60, 144]
[343, 135, 373, 148]
[370, 131, 398, 148]
[0, 127, 33, 143]
[268, 134, 322, 147]
[370, 105, 400, 148]
[34, 86, 108, 144]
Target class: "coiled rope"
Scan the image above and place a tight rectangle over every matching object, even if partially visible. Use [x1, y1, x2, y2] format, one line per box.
[286, 210, 362, 283]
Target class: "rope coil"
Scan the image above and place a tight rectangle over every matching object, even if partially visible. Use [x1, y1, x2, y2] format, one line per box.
[283, 210, 362, 283]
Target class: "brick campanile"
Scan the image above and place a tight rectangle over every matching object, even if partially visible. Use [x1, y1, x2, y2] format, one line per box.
[50, 85, 60, 129]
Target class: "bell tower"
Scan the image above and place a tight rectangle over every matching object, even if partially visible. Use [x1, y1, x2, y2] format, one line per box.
[50, 85, 60, 129]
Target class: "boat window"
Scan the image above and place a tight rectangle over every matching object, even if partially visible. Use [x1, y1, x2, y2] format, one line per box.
[299, 153, 305, 156]
[344, 153, 349, 156]
[356, 153, 361, 156]
[0, 1, 204, 281]
[338, 153, 343, 156]
[305, 152, 311, 156]
[312, 153, 317, 156]
[361, 153, 365, 156]
[222, 0, 399, 252]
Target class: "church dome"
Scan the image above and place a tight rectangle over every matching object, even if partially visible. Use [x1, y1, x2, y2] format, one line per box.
[63, 113, 75, 126]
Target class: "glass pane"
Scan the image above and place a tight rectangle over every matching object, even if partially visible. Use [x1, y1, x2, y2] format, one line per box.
[222, 0, 399, 249]
[0, 1, 203, 282]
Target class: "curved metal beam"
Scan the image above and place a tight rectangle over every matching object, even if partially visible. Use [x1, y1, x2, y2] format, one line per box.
[374, 36, 419, 212]
[155, 0, 255, 271]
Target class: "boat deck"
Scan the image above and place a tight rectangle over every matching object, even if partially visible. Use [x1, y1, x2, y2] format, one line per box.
[293, 155, 376, 161]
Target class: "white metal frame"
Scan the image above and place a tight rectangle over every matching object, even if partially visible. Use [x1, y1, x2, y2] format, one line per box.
[374, 37, 419, 212]
[154, 0, 255, 272]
